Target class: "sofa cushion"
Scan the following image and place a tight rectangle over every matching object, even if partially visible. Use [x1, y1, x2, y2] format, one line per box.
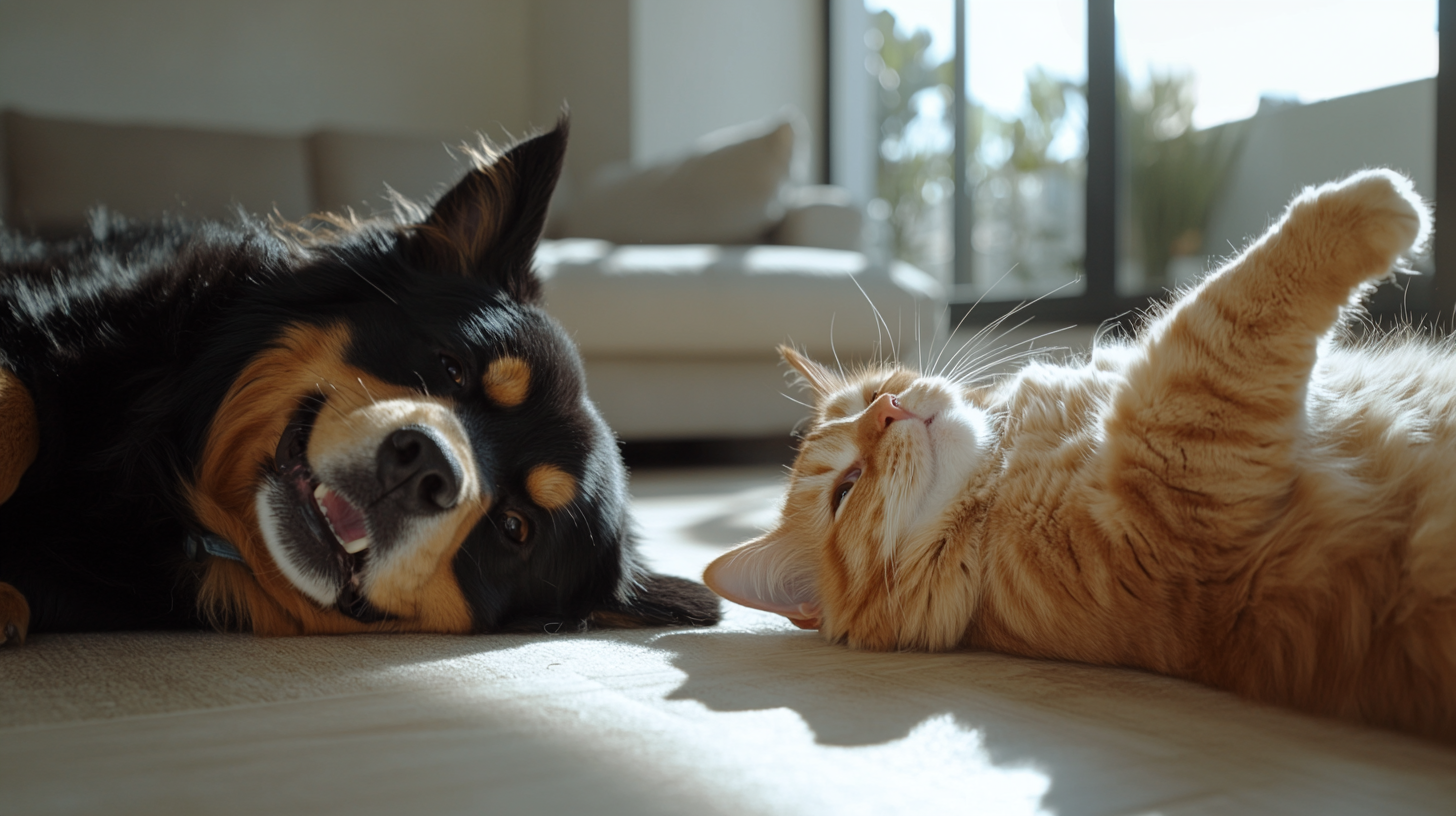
[309, 130, 470, 215]
[768, 185, 863, 251]
[555, 113, 800, 245]
[535, 239, 944, 360]
[3, 111, 311, 234]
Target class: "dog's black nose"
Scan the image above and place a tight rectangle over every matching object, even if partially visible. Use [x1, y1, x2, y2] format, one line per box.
[377, 427, 462, 513]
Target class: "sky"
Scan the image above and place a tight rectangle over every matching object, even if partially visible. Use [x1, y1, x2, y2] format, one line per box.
[864, 0, 1437, 129]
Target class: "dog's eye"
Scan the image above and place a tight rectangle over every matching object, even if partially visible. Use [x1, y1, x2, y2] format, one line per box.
[502, 511, 531, 543]
[439, 353, 465, 385]
[830, 468, 862, 515]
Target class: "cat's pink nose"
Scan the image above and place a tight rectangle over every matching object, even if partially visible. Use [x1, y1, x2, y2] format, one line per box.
[867, 393, 917, 428]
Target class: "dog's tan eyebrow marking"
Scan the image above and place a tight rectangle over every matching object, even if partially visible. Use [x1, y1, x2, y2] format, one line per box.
[526, 464, 576, 510]
[0, 366, 39, 505]
[483, 356, 531, 407]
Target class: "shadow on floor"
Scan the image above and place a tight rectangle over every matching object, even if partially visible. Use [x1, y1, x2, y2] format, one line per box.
[622, 436, 797, 470]
[648, 627, 1456, 816]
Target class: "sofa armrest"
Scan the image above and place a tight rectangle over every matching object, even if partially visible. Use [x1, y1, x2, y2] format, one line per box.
[767, 185, 863, 251]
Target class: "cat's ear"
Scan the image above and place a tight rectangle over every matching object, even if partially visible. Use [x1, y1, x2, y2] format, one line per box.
[406, 118, 568, 302]
[703, 532, 821, 629]
[779, 345, 842, 399]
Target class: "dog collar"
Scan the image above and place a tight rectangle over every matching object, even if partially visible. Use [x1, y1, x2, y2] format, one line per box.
[184, 532, 246, 564]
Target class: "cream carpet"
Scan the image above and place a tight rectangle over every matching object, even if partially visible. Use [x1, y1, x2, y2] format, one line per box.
[2, 466, 1454, 816]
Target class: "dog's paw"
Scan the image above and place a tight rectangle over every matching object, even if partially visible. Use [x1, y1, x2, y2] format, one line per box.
[0, 582, 30, 646]
[1288, 169, 1430, 282]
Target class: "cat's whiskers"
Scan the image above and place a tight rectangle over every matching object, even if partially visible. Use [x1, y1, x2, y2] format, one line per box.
[780, 391, 814, 410]
[946, 332, 1074, 388]
[950, 354, 1054, 395]
[936, 315, 1038, 382]
[932, 303, 1043, 381]
[938, 311, 1076, 385]
[927, 266, 1021, 377]
[939, 333, 1040, 386]
[897, 309, 907, 370]
[932, 277, 1082, 381]
[829, 313, 846, 380]
[914, 307, 924, 374]
[848, 273, 897, 368]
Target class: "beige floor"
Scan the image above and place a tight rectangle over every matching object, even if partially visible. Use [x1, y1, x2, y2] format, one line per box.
[3, 466, 1455, 816]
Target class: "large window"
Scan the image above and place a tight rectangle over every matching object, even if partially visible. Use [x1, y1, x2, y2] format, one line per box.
[858, 1, 956, 286]
[965, 1, 1087, 302]
[837, 0, 1448, 325]
[1117, 1, 1437, 297]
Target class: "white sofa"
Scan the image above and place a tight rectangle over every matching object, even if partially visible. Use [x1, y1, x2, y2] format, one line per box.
[539, 239, 943, 439]
[1, 109, 945, 441]
[537, 112, 944, 440]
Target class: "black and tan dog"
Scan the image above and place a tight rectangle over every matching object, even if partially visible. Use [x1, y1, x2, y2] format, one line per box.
[0, 122, 719, 642]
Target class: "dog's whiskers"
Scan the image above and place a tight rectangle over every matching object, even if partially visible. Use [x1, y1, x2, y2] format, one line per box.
[356, 378, 378, 406]
[314, 382, 366, 432]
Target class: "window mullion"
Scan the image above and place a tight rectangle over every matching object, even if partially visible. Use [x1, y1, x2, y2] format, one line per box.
[1084, 0, 1117, 308]
[1434, 0, 1456, 322]
[953, 1, 971, 290]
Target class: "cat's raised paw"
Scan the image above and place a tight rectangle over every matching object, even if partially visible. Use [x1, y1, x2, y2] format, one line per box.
[1290, 169, 1430, 277]
[0, 582, 29, 647]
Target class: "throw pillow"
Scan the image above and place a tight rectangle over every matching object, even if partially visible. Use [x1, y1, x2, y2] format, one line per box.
[556, 111, 803, 245]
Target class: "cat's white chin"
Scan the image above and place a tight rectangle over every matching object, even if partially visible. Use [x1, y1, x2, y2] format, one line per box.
[898, 378, 992, 520]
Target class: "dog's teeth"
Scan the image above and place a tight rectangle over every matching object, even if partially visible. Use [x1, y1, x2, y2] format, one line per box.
[341, 536, 371, 554]
[313, 484, 334, 521]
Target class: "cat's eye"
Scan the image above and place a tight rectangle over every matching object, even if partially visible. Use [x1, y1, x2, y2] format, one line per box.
[502, 510, 531, 544]
[830, 468, 862, 515]
[439, 353, 465, 385]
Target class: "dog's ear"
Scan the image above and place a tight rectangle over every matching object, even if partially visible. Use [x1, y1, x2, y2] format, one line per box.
[408, 117, 568, 302]
[588, 572, 723, 629]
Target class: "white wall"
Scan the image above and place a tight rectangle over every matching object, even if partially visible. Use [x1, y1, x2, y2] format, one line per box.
[828, 0, 876, 204]
[0, 0, 533, 137]
[527, 0, 633, 186]
[631, 0, 823, 175]
[1204, 79, 1435, 265]
[0, 0, 826, 181]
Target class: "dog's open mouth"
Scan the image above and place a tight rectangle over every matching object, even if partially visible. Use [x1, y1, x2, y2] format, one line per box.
[271, 404, 385, 621]
[313, 484, 370, 553]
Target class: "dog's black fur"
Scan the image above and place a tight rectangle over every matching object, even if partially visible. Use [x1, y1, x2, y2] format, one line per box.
[0, 122, 720, 641]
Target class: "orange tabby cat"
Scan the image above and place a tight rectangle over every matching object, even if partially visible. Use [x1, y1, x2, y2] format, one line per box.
[705, 169, 1456, 741]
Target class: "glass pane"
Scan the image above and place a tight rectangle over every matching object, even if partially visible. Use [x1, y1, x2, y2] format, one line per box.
[864, 0, 956, 286]
[966, 0, 1088, 301]
[1116, 0, 1438, 295]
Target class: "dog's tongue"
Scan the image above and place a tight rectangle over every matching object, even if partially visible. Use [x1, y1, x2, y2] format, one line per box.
[313, 485, 369, 549]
